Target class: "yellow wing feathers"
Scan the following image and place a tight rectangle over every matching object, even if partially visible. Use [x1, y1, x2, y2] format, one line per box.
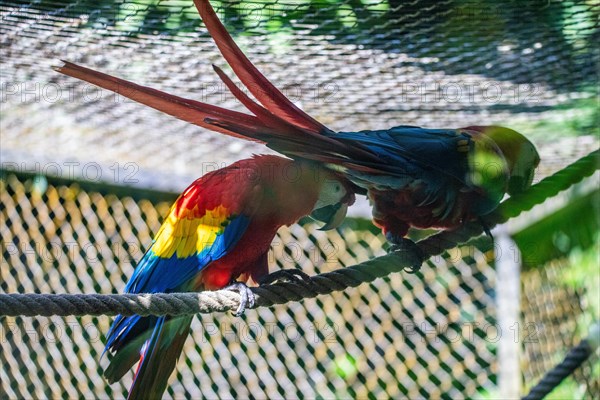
[152, 205, 231, 259]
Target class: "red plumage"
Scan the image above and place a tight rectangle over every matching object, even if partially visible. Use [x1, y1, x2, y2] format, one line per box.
[56, 0, 539, 258]
[100, 155, 354, 399]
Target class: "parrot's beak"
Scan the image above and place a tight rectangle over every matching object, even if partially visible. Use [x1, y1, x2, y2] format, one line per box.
[507, 169, 535, 195]
[507, 151, 540, 195]
[311, 202, 348, 231]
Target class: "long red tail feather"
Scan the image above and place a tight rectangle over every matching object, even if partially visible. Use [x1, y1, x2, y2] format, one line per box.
[211, 65, 369, 153]
[55, 61, 270, 143]
[56, 1, 379, 165]
[193, 0, 330, 134]
[211, 64, 299, 134]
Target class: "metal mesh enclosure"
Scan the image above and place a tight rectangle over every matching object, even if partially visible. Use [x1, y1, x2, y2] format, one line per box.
[522, 259, 599, 398]
[1, 0, 598, 193]
[1, 164, 597, 398]
[1, 0, 599, 398]
[2, 171, 501, 398]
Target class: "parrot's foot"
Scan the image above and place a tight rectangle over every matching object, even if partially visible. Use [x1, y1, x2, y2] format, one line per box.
[224, 282, 255, 317]
[387, 235, 425, 274]
[258, 269, 311, 286]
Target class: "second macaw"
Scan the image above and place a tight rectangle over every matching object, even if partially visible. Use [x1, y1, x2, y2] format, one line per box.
[56, 0, 540, 265]
[102, 155, 354, 399]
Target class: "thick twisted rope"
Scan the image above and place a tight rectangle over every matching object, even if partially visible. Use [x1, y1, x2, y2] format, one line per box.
[1, 150, 598, 317]
[522, 341, 592, 400]
[522, 323, 599, 400]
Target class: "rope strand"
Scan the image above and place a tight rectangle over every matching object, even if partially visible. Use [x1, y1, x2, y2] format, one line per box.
[522, 322, 599, 400]
[521, 340, 593, 400]
[1, 150, 597, 318]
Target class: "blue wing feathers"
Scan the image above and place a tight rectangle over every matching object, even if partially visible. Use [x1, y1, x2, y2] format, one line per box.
[332, 126, 470, 184]
[124, 214, 250, 294]
[103, 213, 251, 383]
[204, 214, 250, 262]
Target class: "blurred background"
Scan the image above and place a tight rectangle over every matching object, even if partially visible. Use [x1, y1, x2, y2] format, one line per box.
[1, 0, 598, 398]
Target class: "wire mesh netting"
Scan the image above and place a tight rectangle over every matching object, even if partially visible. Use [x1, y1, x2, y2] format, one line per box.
[2, 171, 502, 398]
[1, 166, 597, 398]
[521, 258, 599, 398]
[1, 0, 599, 398]
[1, 0, 598, 193]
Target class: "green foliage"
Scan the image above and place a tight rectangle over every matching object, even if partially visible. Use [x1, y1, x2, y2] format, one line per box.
[513, 189, 599, 269]
[543, 375, 590, 400]
[549, 235, 599, 400]
[511, 164, 599, 399]
[560, 1, 598, 50]
[562, 236, 600, 336]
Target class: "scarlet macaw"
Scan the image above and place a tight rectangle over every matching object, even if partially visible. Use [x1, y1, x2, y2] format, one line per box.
[55, 0, 539, 264]
[101, 155, 354, 399]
